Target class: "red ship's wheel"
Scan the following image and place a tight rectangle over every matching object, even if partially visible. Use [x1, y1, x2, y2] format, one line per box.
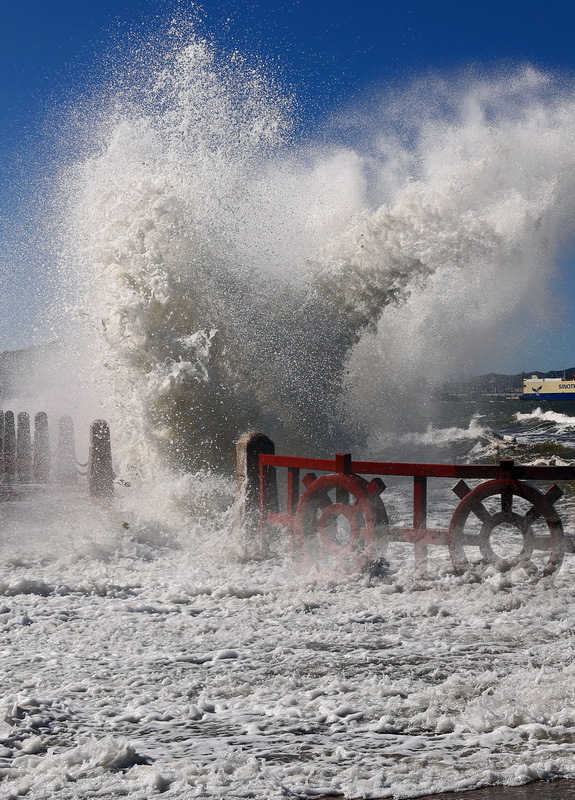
[294, 472, 388, 571]
[448, 479, 565, 579]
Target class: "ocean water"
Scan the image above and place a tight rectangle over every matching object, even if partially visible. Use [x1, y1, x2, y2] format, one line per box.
[4, 18, 575, 799]
[371, 398, 575, 465]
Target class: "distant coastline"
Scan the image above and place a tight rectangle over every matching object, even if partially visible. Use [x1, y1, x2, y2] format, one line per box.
[442, 367, 575, 399]
[0, 343, 572, 403]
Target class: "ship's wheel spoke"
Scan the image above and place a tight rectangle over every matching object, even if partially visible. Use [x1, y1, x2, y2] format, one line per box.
[523, 506, 541, 526]
[501, 483, 513, 513]
[467, 498, 493, 525]
[449, 479, 565, 581]
[452, 480, 493, 525]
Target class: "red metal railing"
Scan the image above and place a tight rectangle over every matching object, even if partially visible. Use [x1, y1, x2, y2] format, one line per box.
[258, 453, 575, 579]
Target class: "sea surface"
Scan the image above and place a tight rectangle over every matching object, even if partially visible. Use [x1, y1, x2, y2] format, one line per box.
[371, 397, 575, 466]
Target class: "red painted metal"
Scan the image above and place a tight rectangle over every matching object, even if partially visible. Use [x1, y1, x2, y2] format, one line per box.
[335, 453, 352, 474]
[294, 472, 388, 569]
[413, 475, 428, 578]
[286, 467, 300, 515]
[259, 453, 575, 577]
[449, 479, 565, 578]
[413, 476, 427, 529]
[259, 453, 575, 482]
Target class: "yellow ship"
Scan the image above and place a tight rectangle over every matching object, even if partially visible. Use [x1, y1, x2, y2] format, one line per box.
[521, 374, 575, 400]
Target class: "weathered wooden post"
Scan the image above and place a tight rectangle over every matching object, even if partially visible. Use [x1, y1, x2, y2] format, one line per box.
[88, 419, 114, 500]
[3, 411, 16, 483]
[235, 432, 278, 557]
[0, 410, 4, 477]
[16, 412, 32, 484]
[33, 412, 51, 483]
[57, 415, 77, 484]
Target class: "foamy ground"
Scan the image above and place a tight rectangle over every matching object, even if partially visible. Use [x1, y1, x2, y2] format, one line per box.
[1, 487, 575, 799]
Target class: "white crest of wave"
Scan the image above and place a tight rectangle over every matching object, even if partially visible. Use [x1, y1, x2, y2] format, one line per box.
[396, 416, 488, 447]
[516, 407, 575, 429]
[57, 34, 575, 475]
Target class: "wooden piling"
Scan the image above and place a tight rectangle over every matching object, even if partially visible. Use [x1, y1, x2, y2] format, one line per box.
[3, 411, 15, 483]
[33, 412, 51, 483]
[88, 419, 114, 499]
[57, 415, 78, 484]
[235, 432, 277, 556]
[0, 411, 4, 477]
[17, 412, 32, 483]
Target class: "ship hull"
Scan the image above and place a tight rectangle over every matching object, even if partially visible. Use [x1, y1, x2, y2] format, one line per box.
[520, 392, 575, 401]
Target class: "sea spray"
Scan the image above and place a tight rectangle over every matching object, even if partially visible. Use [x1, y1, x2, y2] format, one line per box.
[328, 69, 575, 440]
[57, 27, 575, 479]
[60, 31, 359, 476]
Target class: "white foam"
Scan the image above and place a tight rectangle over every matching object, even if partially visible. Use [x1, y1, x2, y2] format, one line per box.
[0, 521, 574, 797]
[516, 406, 575, 430]
[398, 415, 488, 447]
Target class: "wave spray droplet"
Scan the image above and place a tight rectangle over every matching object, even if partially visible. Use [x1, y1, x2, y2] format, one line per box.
[58, 27, 575, 476]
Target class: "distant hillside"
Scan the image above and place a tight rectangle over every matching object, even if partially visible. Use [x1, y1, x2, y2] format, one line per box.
[0, 343, 60, 403]
[1, 344, 573, 403]
[442, 368, 575, 397]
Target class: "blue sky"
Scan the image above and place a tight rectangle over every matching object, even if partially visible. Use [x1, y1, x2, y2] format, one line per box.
[1, 0, 575, 370]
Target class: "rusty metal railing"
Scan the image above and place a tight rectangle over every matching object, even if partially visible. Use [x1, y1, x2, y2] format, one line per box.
[239, 434, 575, 580]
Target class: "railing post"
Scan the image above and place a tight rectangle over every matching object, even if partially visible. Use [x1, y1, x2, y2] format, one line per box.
[88, 420, 114, 500]
[413, 476, 428, 579]
[335, 453, 352, 474]
[235, 432, 277, 557]
[499, 459, 515, 479]
[57, 415, 78, 484]
[33, 412, 51, 484]
[3, 411, 15, 484]
[16, 412, 32, 484]
[286, 467, 300, 515]
[335, 453, 352, 504]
